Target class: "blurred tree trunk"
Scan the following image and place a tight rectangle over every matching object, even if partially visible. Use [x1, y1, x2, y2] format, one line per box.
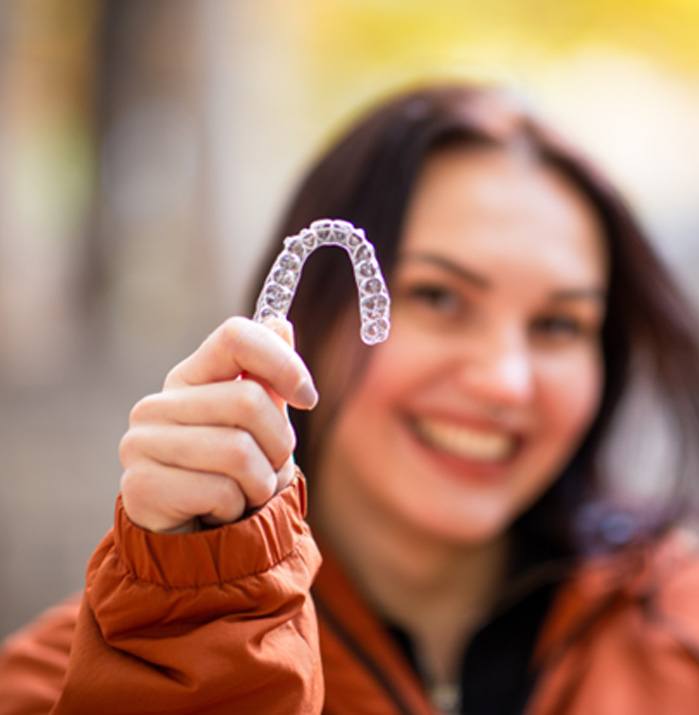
[83, 0, 216, 368]
[0, 0, 216, 384]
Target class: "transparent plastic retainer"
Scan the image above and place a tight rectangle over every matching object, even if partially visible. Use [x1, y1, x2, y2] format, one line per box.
[253, 219, 391, 345]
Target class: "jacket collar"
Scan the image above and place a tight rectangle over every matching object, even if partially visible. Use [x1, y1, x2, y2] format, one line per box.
[313, 530, 696, 712]
[313, 543, 437, 715]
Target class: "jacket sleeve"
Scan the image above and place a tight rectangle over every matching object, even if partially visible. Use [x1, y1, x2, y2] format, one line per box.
[0, 594, 81, 714]
[528, 532, 699, 715]
[1, 472, 324, 715]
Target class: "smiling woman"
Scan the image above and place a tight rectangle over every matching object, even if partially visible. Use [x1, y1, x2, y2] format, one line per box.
[317, 146, 607, 550]
[3, 83, 699, 715]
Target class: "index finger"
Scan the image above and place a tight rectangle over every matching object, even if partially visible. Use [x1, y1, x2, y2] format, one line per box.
[164, 316, 318, 409]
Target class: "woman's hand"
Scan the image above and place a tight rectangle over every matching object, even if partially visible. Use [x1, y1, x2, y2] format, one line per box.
[118, 317, 318, 533]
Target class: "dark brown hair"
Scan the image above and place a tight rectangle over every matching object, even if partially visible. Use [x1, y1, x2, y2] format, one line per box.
[249, 83, 699, 556]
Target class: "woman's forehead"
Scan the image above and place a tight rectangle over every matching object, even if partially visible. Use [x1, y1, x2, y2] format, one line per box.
[401, 146, 609, 287]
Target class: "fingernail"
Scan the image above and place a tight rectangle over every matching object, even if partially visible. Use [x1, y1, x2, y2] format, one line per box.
[293, 377, 319, 408]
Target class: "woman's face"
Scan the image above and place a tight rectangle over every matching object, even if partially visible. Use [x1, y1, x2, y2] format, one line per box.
[316, 146, 608, 544]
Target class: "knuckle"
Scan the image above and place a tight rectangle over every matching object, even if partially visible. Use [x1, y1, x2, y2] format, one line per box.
[120, 466, 150, 512]
[163, 354, 193, 389]
[218, 479, 246, 518]
[221, 431, 254, 475]
[220, 316, 248, 351]
[276, 458, 296, 492]
[235, 433, 258, 474]
[253, 474, 276, 505]
[271, 428, 295, 471]
[119, 466, 138, 498]
[163, 365, 181, 389]
[244, 467, 276, 506]
[118, 429, 141, 467]
[128, 393, 159, 425]
[120, 466, 162, 529]
[236, 381, 265, 417]
[218, 432, 275, 507]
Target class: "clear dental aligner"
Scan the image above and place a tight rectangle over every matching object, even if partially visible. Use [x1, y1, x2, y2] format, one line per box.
[253, 219, 391, 345]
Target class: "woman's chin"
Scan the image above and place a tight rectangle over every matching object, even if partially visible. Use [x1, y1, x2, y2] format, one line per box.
[388, 483, 512, 546]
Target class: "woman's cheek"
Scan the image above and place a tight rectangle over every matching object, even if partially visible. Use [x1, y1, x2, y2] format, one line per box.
[541, 349, 603, 454]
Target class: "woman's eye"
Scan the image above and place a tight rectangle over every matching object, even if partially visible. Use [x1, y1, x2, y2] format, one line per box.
[531, 315, 590, 340]
[405, 284, 463, 314]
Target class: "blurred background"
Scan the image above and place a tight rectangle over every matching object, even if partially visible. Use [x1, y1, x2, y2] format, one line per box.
[1, 0, 698, 639]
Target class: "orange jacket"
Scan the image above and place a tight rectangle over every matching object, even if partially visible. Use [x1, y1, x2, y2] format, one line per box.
[1, 473, 699, 714]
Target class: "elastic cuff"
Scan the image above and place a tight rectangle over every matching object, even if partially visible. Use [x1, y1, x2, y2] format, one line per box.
[112, 469, 309, 589]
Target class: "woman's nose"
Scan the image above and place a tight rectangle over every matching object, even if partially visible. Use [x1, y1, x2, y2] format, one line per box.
[454, 334, 534, 408]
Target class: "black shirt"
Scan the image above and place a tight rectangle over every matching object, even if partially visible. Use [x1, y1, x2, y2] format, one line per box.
[385, 577, 558, 714]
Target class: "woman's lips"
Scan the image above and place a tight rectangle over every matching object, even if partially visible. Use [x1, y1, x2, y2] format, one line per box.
[406, 415, 522, 482]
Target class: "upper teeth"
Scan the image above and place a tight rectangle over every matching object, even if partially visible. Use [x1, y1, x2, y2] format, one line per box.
[415, 418, 515, 462]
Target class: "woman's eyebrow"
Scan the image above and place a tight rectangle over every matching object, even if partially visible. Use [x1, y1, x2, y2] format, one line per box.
[397, 253, 491, 290]
[399, 253, 606, 302]
[549, 288, 606, 302]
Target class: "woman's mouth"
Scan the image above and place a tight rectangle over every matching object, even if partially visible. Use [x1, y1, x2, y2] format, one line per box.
[411, 416, 519, 464]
